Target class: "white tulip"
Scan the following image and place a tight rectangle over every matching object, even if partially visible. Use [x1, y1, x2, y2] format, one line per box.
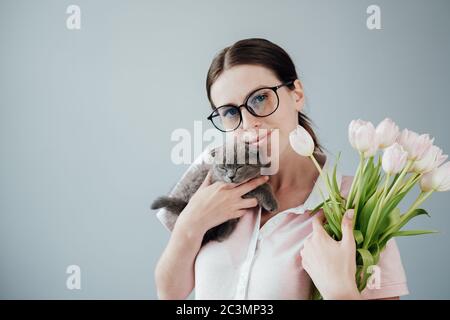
[376, 118, 400, 149]
[382, 142, 408, 174]
[420, 162, 450, 192]
[289, 125, 315, 157]
[397, 129, 434, 161]
[412, 145, 448, 174]
[348, 119, 377, 155]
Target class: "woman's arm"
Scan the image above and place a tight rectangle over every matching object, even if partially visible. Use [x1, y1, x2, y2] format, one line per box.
[154, 216, 204, 300]
[154, 173, 268, 299]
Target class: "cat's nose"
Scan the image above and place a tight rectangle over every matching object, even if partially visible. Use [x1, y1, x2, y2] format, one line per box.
[227, 172, 236, 181]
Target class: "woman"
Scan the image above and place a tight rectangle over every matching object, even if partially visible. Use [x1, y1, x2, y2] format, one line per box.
[155, 38, 409, 300]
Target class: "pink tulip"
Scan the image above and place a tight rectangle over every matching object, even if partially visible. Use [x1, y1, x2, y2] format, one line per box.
[376, 118, 400, 148]
[382, 142, 408, 174]
[420, 161, 450, 192]
[412, 145, 448, 174]
[363, 136, 380, 158]
[348, 119, 378, 156]
[397, 129, 434, 161]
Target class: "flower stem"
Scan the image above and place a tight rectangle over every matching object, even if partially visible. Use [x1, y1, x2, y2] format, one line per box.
[398, 173, 421, 194]
[310, 155, 336, 203]
[401, 190, 433, 223]
[346, 153, 364, 210]
[310, 154, 343, 228]
[382, 160, 413, 207]
[379, 190, 434, 243]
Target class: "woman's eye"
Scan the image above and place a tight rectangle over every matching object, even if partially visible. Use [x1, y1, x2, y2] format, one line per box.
[252, 94, 267, 104]
[223, 108, 238, 118]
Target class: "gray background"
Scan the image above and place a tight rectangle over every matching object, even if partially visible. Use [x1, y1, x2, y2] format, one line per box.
[1, 0, 449, 299]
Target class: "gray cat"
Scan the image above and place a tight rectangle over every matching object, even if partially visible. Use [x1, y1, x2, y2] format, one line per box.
[151, 142, 278, 246]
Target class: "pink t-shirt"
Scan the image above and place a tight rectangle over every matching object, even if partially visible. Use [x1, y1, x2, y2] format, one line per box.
[156, 150, 409, 300]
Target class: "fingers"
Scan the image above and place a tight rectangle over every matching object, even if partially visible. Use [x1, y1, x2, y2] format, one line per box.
[311, 212, 327, 238]
[235, 175, 269, 195]
[232, 208, 253, 219]
[199, 170, 212, 189]
[239, 197, 259, 209]
[341, 209, 355, 244]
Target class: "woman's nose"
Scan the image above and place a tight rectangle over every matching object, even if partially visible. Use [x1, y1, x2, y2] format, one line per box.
[240, 108, 261, 130]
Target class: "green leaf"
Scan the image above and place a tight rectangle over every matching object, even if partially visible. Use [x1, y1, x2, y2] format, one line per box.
[369, 242, 381, 264]
[357, 248, 374, 268]
[388, 172, 401, 191]
[378, 237, 391, 253]
[373, 191, 408, 240]
[381, 208, 431, 243]
[379, 207, 401, 231]
[364, 204, 382, 248]
[325, 172, 335, 199]
[360, 161, 373, 204]
[353, 229, 364, 245]
[411, 208, 431, 218]
[322, 202, 341, 239]
[310, 200, 326, 215]
[365, 191, 406, 248]
[358, 158, 380, 213]
[384, 191, 408, 215]
[397, 208, 431, 231]
[401, 176, 418, 195]
[391, 230, 439, 237]
[323, 223, 333, 236]
[366, 177, 377, 197]
[332, 152, 341, 195]
[358, 192, 378, 234]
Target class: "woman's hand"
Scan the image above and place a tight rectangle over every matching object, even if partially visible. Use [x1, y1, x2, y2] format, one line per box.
[178, 170, 269, 237]
[300, 209, 362, 300]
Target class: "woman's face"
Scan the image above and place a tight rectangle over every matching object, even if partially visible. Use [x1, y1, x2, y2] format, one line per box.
[210, 64, 305, 158]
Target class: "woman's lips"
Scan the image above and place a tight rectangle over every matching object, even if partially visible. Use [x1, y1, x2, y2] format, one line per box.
[247, 130, 272, 145]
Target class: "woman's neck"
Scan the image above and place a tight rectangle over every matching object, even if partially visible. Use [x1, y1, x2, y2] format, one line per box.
[268, 148, 325, 194]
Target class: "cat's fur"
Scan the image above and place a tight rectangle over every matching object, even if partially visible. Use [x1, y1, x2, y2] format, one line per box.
[151, 142, 278, 246]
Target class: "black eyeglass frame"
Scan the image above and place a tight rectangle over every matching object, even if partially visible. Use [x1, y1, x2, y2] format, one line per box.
[207, 80, 295, 132]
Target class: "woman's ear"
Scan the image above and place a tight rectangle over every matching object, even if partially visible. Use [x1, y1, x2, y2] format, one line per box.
[292, 79, 305, 113]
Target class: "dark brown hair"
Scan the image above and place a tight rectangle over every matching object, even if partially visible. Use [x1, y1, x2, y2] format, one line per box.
[206, 38, 322, 152]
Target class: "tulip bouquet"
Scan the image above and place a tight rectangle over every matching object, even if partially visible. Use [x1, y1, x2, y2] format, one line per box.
[289, 118, 450, 300]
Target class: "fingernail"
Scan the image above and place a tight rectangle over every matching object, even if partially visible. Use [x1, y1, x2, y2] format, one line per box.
[264, 176, 269, 180]
[346, 210, 354, 219]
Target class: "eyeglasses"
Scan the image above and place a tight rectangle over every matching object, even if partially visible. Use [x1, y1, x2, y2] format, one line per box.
[207, 80, 294, 132]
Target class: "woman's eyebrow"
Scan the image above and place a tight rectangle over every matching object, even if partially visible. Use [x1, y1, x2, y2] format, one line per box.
[218, 84, 271, 108]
